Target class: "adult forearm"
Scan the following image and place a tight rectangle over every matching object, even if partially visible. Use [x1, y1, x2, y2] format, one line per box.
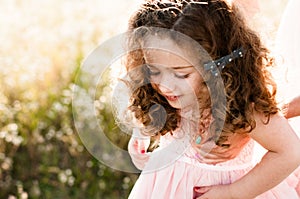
[285, 95, 300, 119]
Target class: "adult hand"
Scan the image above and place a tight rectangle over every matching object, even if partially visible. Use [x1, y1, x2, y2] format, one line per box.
[280, 95, 300, 119]
[231, 0, 260, 18]
[194, 185, 232, 199]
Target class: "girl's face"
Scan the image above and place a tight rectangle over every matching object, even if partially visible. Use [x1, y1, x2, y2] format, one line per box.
[143, 37, 208, 110]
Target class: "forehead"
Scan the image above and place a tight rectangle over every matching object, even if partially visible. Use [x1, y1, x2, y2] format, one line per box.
[143, 36, 194, 67]
[144, 50, 192, 68]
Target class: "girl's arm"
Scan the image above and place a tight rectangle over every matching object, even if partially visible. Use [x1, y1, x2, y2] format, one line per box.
[229, 112, 300, 198]
[196, 113, 300, 198]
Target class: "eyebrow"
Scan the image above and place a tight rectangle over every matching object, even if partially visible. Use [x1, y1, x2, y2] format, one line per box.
[172, 66, 193, 69]
[147, 64, 193, 70]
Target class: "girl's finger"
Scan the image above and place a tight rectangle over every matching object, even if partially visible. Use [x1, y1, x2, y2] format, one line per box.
[138, 139, 146, 154]
[132, 128, 150, 153]
[128, 138, 150, 155]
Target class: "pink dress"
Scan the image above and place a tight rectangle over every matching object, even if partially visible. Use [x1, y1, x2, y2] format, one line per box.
[128, 127, 299, 199]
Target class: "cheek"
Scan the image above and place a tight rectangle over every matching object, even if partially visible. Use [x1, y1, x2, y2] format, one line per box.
[150, 82, 160, 93]
[149, 74, 160, 85]
[186, 76, 205, 94]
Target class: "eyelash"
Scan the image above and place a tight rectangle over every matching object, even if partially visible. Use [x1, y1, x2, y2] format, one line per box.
[148, 70, 190, 79]
[148, 70, 160, 76]
[175, 73, 190, 79]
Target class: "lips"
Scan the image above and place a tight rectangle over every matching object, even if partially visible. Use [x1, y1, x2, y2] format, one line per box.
[164, 95, 179, 101]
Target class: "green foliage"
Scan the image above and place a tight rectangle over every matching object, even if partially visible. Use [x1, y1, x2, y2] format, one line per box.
[0, 1, 139, 198]
[0, 60, 138, 198]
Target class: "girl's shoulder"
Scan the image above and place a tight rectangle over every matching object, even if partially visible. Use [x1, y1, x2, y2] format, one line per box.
[251, 112, 285, 132]
[249, 112, 300, 154]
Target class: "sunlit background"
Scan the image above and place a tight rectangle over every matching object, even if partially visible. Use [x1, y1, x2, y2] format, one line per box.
[0, 0, 290, 198]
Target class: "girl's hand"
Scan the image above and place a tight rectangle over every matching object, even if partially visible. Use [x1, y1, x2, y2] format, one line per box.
[128, 128, 151, 170]
[194, 185, 233, 199]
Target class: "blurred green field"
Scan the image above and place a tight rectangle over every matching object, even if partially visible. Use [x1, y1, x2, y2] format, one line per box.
[0, 1, 140, 198]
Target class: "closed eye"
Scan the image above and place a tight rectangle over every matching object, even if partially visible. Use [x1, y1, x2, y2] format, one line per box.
[146, 64, 192, 78]
[146, 64, 160, 76]
[149, 70, 160, 76]
[175, 73, 190, 79]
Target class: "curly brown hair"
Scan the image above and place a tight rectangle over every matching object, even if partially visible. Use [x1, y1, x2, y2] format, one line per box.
[124, 0, 278, 146]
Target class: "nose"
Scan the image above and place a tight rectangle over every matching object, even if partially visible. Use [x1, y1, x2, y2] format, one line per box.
[152, 74, 175, 94]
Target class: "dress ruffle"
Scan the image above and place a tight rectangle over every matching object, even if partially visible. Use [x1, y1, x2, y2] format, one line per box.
[128, 138, 300, 199]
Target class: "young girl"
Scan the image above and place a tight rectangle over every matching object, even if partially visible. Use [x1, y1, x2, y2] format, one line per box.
[123, 0, 300, 198]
